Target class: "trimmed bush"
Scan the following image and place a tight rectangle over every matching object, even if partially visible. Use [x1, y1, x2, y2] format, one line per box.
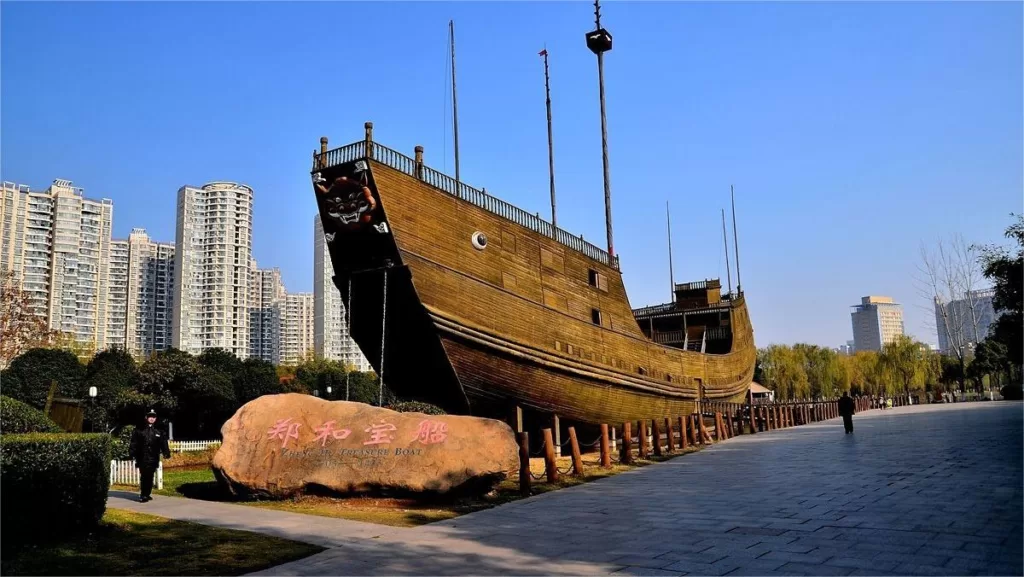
[110, 424, 135, 460]
[1, 395, 62, 434]
[1000, 384, 1023, 401]
[388, 401, 447, 415]
[0, 433, 111, 540]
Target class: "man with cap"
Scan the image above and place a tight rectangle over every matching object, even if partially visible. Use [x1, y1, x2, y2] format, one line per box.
[129, 409, 171, 502]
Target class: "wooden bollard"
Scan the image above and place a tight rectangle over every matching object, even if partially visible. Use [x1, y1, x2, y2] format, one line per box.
[678, 415, 688, 449]
[713, 413, 723, 441]
[664, 417, 673, 454]
[568, 426, 584, 477]
[639, 419, 650, 458]
[698, 414, 712, 443]
[518, 431, 531, 496]
[599, 424, 611, 468]
[651, 419, 662, 457]
[542, 428, 558, 483]
[690, 414, 701, 444]
[621, 422, 633, 464]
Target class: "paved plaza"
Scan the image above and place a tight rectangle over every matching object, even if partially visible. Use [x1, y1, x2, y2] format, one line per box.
[109, 402, 1023, 576]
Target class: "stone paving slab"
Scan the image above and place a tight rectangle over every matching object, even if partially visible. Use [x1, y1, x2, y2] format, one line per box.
[108, 402, 1023, 576]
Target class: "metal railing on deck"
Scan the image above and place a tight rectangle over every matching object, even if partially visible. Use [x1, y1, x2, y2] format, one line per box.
[315, 141, 620, 270]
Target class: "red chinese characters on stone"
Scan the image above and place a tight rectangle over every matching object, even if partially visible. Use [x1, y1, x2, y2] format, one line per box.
[411, 420, 449, 445]
[363, 421, 397, 445]
[313, 420, 352, 447]
[267, 418, 301, 449]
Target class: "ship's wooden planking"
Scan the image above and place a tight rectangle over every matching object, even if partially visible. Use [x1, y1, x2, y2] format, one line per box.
[312, 133, 755, 425]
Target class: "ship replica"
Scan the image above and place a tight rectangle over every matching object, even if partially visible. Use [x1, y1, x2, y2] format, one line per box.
[310, 6, 755, 427]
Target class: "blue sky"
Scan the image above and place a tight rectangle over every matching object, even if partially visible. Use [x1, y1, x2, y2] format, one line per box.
[2, 1, 1020, 348]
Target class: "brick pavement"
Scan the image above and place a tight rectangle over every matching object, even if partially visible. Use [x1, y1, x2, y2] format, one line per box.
[108, 402, 1023, 576]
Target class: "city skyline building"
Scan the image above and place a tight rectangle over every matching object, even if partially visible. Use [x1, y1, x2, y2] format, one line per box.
[249, 266, 285, 363]
[123, 228, 176, 358]
[281, 292, 314, 365]
[850, 295, 905, 352]
[313, 214, 371, 371]
[934, 288, 998, 355]
[172, 181, 254, 358]
[1, 179, 114, 350]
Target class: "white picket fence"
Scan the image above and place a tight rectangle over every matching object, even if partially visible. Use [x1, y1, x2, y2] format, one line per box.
[169, 440, 221, 453]
[110, 460, 163, 489]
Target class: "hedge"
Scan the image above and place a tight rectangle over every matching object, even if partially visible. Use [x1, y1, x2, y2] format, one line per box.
[0, 433, 111, 540]
[1, 395, 62, 434]
[388, 401, 447, 415]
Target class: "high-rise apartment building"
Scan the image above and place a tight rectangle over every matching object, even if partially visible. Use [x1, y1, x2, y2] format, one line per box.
[106, 239, 130, 351]
[281, 292, 315, 365]
[123, 228, 176, 358]
[172, 182, 253, 358]
[934, 288, 998, 355]
[1, 179, 114, 350]
[850, 295, 905, 352]
[250, 267, 285, 363]
[313, 214, 371, 371]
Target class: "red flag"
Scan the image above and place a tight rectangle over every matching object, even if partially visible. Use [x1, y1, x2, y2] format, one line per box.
[539, 49, 547, 56]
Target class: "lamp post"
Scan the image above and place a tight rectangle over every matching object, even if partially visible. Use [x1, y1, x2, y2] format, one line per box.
[326, 386, 332, 400]
[88, 386, 97, 432]
[313, 389, 320, 397]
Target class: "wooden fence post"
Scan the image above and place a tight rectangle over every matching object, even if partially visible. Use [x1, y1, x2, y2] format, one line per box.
[651, 419, 662, 457]
[698, 414, 711, 443]
[600, 424, 611, 468]
[543, 428, 558, 483]
[518, 431, 530, 496]
[639, 420, 650, 459]
[568, 426, 584, 477]
[664, 417, 673, 454]
[621, 422, 633, 464]
[678, 415, 688, 449]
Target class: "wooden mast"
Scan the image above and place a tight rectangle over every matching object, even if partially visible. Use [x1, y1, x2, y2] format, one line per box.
[731, 184, 742, 293]
[449, 20, 461, 190]
[721, 208, 733, 295]
[667, 201, 675, 302]
[541, 47, 557, 228]
[586, 0, 614, 258]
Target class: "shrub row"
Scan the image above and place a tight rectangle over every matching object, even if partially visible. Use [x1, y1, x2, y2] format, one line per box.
[0, 433, 111, 540]
[388, 401, 447, 415]
[1, 395, 62, 434]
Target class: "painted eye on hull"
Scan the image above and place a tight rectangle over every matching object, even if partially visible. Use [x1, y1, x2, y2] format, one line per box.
[471, 231, 487, 250]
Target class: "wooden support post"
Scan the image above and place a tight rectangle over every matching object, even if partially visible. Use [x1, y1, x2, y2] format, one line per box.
[651, 419, 662, 456]
[509, 404, 523, 433]
[621, 422, 633, 464]
[664, 417, 673, 453]
[698, 414, 711, 443]
[552, 414, 561, 457]
[568, 426, 584, 476]
[518, 431, 530, 496]
[639, 419, 650, 458]
[690, 414, 700, 445]
[414, 145, 424, 179]
[542, 428, 558, 483]
[714, 412, 724, 441]
[599, 424, 611, 468]
[747, 388, 757, 435]
[734, 409, 743, 435]
[678, 415, 688, 449]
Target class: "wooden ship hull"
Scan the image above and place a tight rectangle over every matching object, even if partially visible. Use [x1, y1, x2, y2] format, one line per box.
[312, 130, 756, 426]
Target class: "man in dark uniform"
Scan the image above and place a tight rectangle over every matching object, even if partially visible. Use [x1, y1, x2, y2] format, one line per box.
[129, 409, 171, 502]
[838, 392, 856, 434]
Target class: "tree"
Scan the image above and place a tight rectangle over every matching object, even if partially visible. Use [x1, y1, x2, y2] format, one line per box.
[1, 348, 85, 409]
[138, 348, 236, 439]
[0, 271, 59, 368]
[967, 340, 1009, 394]
[197, 347, 243, 377]
[84, 347, 141, 431]
[880, 336, 927, 401]
[917, 233, 987, 388]
[235, 358, 284, 404]
[978, 214, 1023, 383]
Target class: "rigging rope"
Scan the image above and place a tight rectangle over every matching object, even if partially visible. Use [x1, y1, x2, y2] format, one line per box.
[378, 268, 388, 407]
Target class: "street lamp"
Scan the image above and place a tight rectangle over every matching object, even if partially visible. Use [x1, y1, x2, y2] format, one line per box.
[87, 386, 97, 432]
[326, 386, 332, 398]
[313, 389, 320, 397]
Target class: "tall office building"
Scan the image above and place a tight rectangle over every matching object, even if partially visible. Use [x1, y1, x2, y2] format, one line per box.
[850, 295, 905, 352]
[281, 292, 315, 365]
[934, 288, 998, 355]
[250, 267, 285, 363]
[313, 214, 371, 371]
[172, 182, 253, 358]
[0, 179, 114, 351]
[124, 228, 176, 358]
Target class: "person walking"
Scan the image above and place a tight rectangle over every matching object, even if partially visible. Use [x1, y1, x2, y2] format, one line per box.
[129, 409, 171, 502]
[838, 392, 856, 434]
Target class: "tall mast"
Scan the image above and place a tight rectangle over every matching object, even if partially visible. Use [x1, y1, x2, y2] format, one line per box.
[721, 208, 733, 295]
[541, 47, 557, 228]
[666, 201, 675, 302]
[586, 0, 614, 258]
[731, 184, 742, 293]
[449, 20, 461, 188]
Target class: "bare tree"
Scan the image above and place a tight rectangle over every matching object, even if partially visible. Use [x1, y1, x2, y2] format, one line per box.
[0, 271, 59, 368]
[916, 234, 988, 389]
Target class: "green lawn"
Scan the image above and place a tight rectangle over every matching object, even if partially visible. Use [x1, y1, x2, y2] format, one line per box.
[1, 509, 323, 576]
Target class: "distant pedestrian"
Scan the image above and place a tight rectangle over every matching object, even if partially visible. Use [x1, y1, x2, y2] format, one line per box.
[838, 391, 856, 434]
[129, 409, 170, 503]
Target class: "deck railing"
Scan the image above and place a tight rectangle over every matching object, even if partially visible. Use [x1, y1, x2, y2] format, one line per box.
[315, 141, 620, 270]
